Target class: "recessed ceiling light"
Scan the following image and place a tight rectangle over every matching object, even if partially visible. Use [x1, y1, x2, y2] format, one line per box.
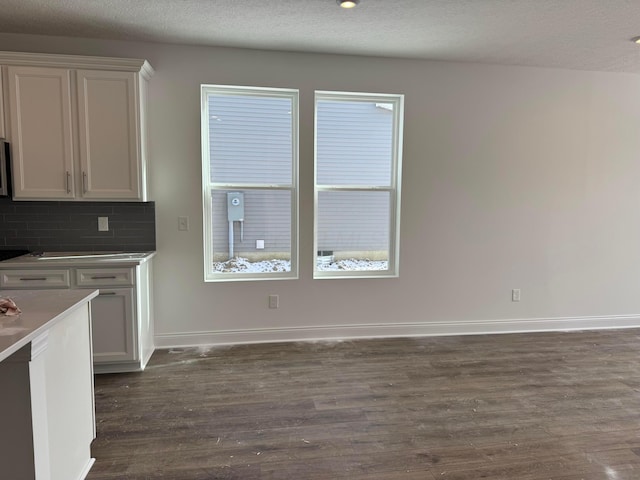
[632, 36, 640, 44]
[338, 0, 360, 8]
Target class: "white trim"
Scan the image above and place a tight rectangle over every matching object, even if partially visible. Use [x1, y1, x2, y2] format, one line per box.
[93, 342, 154, 374]
[30, 331, 49, 360]
[200, 84, 299, 282]
[315, 90, 404, 102]
[76, 458, 95, 480]
[313, 91, 404, 279]
[155, 314, 640, 348]
[0, 51, 154, 78]
[94, 362, 142, 374]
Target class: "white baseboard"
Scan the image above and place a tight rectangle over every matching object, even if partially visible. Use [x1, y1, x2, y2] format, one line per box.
[154, 314, 640, 349]
[94, 362, 143, 374]
[78, 458, 95, 480]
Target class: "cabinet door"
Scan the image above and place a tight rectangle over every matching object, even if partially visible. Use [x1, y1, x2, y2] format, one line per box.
[90, 288, 136, 363]
[76, 70, 141, 200]
[7, 66, 75, 199]
[0, 68, 5, 139]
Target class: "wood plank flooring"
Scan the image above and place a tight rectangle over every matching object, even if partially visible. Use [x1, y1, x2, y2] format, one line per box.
[87, 330, 640, 479]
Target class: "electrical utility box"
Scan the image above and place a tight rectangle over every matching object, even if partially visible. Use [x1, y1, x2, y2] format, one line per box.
[227, 192, 245, 221]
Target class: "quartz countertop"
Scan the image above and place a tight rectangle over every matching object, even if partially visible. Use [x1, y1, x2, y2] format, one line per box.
[0, 289, 99, 362]
[0, 251, 156, 268]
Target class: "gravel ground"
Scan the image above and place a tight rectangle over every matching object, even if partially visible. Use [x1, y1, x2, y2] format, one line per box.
[212, 257, 388, 273]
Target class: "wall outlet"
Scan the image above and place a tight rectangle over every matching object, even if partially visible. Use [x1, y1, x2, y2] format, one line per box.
[98, 216, 109, 232]
[178, 216, 189, 231]
[268, 294, 279, 309]
[512, 288, 521, 302]
[256, 239, 265, 249]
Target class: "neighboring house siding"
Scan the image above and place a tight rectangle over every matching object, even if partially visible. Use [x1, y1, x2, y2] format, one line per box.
[316, 101, 392, 186]
[211, 190, 291, 259]
[209, 95, 291, 184]
[316, 101, 392, 255]
[210, 98, 391, 258]
[209, 95, 293, 258]
[317, 191, 390, 252]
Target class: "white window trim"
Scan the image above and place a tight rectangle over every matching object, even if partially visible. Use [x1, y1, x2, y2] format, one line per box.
[313, 90, 404, 279]
[201, 84, 299, 282]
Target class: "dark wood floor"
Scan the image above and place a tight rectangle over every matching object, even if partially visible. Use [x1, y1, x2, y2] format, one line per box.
[86, 329, 640, 479]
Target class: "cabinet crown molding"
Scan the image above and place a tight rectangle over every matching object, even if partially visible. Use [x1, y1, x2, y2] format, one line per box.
[0, 51, 154, 78]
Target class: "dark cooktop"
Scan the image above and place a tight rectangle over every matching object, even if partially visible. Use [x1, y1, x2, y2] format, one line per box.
[0, 250, 30, 261]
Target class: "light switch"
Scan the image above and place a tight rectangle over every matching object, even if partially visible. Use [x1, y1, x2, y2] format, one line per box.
[178, 216, 189, 231]
[98, 216, 109, 232]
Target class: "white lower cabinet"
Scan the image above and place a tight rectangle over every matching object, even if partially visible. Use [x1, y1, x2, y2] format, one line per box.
[89, 288, 135, 364]
[0, 259, 154, 373]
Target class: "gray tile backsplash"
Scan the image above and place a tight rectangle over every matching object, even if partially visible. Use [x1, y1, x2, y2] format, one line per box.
[0, 198, 155, 252]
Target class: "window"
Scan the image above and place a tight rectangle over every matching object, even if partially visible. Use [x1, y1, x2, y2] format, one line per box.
[314, 91, 404, 278]
[201, 85, 298, 281]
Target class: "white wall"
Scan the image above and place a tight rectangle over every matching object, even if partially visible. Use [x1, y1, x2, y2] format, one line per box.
[3, 33, 640, 345]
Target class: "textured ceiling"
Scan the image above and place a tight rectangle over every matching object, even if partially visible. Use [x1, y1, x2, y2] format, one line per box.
[1, 0, 640, 73]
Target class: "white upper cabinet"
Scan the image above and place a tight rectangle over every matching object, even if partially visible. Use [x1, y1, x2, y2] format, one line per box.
[7, 66, 76, 199]
[76, 70, 141, 199]
[0, 52, 153, 201]
[0, 70, 5, 139]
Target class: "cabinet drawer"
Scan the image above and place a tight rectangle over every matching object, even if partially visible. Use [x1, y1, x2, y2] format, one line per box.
[0, 269, 70, 288]
[75, 268, 134, 287]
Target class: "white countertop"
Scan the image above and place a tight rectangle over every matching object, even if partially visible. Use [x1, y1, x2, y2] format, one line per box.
[0, 289, 99, 362]
[0, 251, 156, 268]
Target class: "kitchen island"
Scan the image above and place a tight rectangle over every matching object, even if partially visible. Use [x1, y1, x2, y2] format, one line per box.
[0, 289, 98, 480]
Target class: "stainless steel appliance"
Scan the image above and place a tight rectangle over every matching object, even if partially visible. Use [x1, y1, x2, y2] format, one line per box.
[0, 140, 8, 197]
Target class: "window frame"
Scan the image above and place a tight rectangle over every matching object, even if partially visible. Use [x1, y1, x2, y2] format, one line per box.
[313, 90, 404, 279]
[201, 84, 299, 282]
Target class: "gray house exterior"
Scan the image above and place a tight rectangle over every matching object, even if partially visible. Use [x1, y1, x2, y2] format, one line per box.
[209, 96, 393, 261]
